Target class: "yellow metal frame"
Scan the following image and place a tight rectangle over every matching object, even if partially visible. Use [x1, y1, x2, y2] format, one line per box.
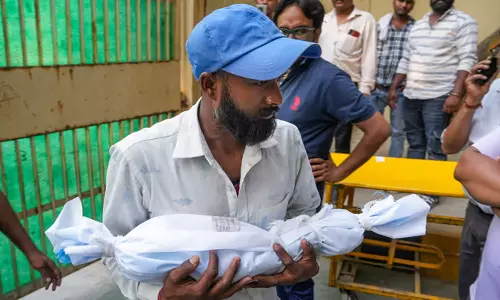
[324, 154, 465, 300]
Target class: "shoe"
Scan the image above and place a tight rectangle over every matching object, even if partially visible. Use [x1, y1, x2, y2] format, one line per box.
[418, 195, 440, 208]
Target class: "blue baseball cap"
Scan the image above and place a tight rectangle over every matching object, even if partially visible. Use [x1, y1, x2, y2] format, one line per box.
[186, 4, 322, 81]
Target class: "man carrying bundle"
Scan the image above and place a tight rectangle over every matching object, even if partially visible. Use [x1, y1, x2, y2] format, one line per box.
[102, 4, 322, 300]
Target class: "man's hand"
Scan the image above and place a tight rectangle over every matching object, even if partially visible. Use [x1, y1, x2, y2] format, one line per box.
[442, 95, 461, 114]
[160, 252, 252, 300]
[26, 250, 62, 291]
[310, 158, 346, 183]
[388, 88, 398, 110]
[247, 240, 319, 288]
[464, 59, 499, 106]
[309, 158, 328, 182]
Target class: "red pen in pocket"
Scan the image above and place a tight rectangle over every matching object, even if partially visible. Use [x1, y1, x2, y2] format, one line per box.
[348, 29, 360, 38]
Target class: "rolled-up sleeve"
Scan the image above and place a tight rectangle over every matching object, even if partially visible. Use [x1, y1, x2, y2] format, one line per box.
[456, 17, 478, 72]
[286, 127, 321, 219]
[103, 145, 161, 300]
[396, 34, 411, 75]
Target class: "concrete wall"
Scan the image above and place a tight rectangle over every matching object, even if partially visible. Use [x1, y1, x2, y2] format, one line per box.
[205, 0, 499, 43]
[320, 0, 499, 43]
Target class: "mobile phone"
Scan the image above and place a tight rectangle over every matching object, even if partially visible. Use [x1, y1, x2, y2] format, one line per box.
[256, 4, 268, 14]
[476, 48, 499, 86]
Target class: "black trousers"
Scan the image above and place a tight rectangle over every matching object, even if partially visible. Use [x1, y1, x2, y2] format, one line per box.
[459, 202, 494, 300]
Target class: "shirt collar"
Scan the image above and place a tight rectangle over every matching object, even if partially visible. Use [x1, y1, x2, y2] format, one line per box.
[424, 6, 456, 22]
[172, 98, 278, 159]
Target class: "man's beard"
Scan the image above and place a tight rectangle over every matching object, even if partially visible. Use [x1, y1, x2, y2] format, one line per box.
[431, 0, 453, 14]
[214, 85, 278, 146]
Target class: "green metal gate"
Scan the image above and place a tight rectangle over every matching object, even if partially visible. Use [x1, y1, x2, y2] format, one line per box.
[0, 0, 180, 298]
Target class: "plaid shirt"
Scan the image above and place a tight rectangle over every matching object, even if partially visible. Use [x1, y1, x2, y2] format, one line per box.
[376, 17, 415, 87]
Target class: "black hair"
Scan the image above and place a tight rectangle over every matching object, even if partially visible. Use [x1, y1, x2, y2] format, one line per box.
[273, 0, 325, 29]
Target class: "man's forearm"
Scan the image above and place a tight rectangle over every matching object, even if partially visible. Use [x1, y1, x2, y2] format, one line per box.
[337, 114, 390, 180]
[455, 149, 500, 207]
[390, 74, 407, 89]
[442, 100, 476, 154]
[452, 71, 469, 95]
[0, 193, 38, 255]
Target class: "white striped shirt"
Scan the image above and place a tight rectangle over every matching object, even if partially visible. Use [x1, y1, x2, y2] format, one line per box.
[397, 8, 478, 100]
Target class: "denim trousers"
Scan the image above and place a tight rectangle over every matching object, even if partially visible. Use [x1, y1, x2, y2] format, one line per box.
[370, 88, 406, 158]
[402, 96, 450, 161]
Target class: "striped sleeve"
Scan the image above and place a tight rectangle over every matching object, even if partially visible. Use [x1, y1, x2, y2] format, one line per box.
[456, 16, 478, 72]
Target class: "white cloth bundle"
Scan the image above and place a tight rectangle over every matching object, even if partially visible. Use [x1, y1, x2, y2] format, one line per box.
[46, 194, 429, 284]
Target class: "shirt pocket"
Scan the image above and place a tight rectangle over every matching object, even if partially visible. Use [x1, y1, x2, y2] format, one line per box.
[336, 32, 360, 55]
[255, 193, 290, 230]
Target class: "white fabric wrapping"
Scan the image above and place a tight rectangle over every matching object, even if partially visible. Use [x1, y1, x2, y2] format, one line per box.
[46, 194, 429, 284]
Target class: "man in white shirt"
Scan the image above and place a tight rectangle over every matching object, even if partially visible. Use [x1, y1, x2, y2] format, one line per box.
[318, 0, 377, 154]
[389, 0, 478, 207]
[102, 4, 322, 300]
[442, 58, 499, 300]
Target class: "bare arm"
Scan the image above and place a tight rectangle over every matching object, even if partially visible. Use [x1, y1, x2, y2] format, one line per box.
[329, 112, 390, 182]
[0, 192, 61, 290]
[455, 147, 500, 207]
[442, 60, 498, 154]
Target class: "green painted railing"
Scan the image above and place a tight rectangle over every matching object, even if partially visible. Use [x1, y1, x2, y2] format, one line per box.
[0, 0, 177, 298]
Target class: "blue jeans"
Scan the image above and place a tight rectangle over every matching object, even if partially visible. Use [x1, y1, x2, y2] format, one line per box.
[276, 278, 314, 300]
[370, 88, 406, 158]
[402, 96, 450, 161]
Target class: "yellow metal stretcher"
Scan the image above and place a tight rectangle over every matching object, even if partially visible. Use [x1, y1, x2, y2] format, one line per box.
[324, 153, 465, 300]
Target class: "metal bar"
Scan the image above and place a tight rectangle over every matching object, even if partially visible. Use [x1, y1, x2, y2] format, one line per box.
[115, 0, 121, 62]
[45, 135, 57, 219]
[126, 0, 131, 61]
[324, 183, 333, 204]
[85, 128, 97, 219]
[30, 137, 49, 258]
[51, 0, 59, 64]
[146, 0, 151, 61]
[136, 0, 141, 60]
[109, 122, 114, 148]
[73, 130, 83, 198]
[104, 0, 109, 63]
[18, 0, 28, 66]
[16, 187, 103, 220]
[129, 119, 135, 133]
[65, 0, 73, 64]
[91, 0, 97, 64]
[346, 252, 442, 270]
[79, 0, 85, 63]
[165, 0, 170, 60]
[155, 0, 160, 61]
[335, 282, 452, 300]
[119, 121, 125, 139]
[387, 240, 397, 269]
[14, 140, 35, 282]
[59, 132, 70, 201]
[415, 252, 421, 294]
[34, 0, 44, 65]
[97, 125, 106, 195]
[0, 0, 10, 66]
[149, 116, 154, 126]
[140, 117, 145, 129]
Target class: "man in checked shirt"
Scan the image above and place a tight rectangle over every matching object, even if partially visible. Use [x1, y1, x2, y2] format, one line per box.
[389, 0, 478, 207]
[371, 0, 415, 158]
